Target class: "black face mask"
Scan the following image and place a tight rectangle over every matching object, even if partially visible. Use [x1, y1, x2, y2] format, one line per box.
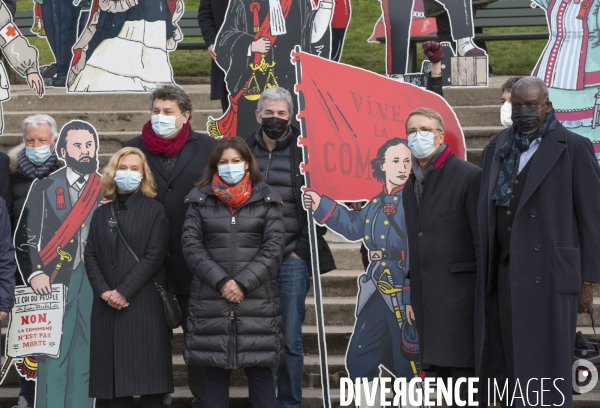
[261, 117, 289, 140]
[512, 105, 544, 133]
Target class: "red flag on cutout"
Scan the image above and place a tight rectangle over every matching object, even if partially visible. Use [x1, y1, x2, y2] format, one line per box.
[292, 50, 465, 201]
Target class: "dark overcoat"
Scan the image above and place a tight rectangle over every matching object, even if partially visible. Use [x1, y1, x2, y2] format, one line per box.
[475, 123, 600, 407]
[182, 182, 286, 370]
[124, 130, 217, 294]
[0, 151, 12, 219]
[197, 0, 227, 100]
[83, 193, 173, 399]
[403, 151, 481, 369]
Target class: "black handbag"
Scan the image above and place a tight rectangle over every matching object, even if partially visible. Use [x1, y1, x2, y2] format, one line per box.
[110, 204, 182, 329]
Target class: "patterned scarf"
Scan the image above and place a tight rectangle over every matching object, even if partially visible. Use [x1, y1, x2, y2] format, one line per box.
[492, 108, 558, 207]
[412, 143, 448, 208]
[212, 171, 253, 214]
[17, 148, 59, 180]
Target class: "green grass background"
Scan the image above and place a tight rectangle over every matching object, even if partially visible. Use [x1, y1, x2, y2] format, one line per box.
[16, 0, 547, 77]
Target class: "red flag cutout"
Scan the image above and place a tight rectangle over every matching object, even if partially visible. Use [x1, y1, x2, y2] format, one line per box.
[292, 50, 465, 201]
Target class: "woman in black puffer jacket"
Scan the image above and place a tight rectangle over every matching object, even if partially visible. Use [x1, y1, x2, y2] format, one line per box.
[182, 137, 285, 408]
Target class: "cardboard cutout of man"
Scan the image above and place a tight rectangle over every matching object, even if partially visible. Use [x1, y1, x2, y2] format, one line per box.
[13, 120, 102, 408]
[207, 0, 333, 137]
[532, 0, 600, 138]
[67, 0, 184, 92]
[382, 0, 484, 78]
[304, 138, 420, 407]
[0, 0, 44, 133]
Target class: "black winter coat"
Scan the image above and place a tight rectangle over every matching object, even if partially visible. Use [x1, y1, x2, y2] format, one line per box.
[198, 0, 227, 100]
[124, 130, 217, 294]
[182, 181, 286, 369]
[84, 193, 173, 398]
[476, 123, 600, 407]
[403, 152, 481, 369]
[246, 127, 336, 273]
[0, 152, 12, 221]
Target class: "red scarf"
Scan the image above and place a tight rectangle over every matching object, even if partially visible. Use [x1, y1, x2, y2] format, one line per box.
[141, 120, 191, 158]
[212, 171, 253, 213]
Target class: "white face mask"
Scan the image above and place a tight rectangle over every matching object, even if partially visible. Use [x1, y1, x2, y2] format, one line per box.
[407, 131, 436, 159]
[151, 113, 183, 138]
[500, 102, 513, 128]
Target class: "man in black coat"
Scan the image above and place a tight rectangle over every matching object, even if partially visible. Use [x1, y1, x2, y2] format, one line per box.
[402, 107, 481, 391]
[0, 151, 11, 218]
[246, 87, 335, 407]
[476, 77, 600, 408]
[0, 196, 15, 322]
[197, 0, 228, 113]
[124, 85, 217, 408]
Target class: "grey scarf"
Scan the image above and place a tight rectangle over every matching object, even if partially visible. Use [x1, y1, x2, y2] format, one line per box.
[412, 143, 447, 208]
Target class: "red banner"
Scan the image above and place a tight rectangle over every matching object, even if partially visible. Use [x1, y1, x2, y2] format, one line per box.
[293, 50, 465, 201]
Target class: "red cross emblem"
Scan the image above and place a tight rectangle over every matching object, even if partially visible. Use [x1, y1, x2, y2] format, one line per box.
[5, 25, 17, 38]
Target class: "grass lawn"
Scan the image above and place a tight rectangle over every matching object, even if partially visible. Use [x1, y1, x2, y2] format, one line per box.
[15, 0, 548, 77]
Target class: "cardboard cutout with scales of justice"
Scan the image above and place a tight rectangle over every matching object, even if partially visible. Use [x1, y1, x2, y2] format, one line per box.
[291, 48, 465, 407]
[66, 0, 184, 92]
[532, 0, 600, 139]
[0, 0, 44, 134]
[375, 0, 488, 87]
[2, 120, 103, 408]
[206, 0, 336, 138]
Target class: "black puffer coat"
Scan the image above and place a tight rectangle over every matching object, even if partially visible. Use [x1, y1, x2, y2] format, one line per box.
[182, 181, 286, 369]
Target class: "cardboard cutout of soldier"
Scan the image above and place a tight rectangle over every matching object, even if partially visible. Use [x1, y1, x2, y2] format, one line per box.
[0, 0, 44, 133]
[207, 0, 334, 137]
[66, 0, 184, 92]
[532, 0, 600, 138]
[12, 120, 102, 408]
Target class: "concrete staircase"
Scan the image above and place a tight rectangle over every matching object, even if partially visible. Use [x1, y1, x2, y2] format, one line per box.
[1, 80, 599, 407]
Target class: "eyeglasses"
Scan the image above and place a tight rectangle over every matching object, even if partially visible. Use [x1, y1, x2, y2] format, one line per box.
[407, 128, 443, 137]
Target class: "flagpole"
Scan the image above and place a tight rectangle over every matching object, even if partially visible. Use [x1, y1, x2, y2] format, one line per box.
[293, 45, 331, 408]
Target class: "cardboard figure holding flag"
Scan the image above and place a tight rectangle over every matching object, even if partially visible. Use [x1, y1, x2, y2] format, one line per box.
[11, 120, 102, 408]
[0, 0, 44, 133]
[207, 0, 334, 137]
[304, 138, 423, 407]
[290, 49, 466, 407]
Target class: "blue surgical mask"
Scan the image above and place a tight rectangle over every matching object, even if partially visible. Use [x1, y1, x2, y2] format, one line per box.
[114, 170, 143, 192]
[407, 131, 436, 159]
[151, 114, 183, 138]
[218, 163, 246, 185]
[25, 144, 53, 166]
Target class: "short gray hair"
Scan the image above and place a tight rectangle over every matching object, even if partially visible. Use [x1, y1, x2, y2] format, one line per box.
[512, 76, 549, 102]
[257, 87, 294, 116]
[150, 84, 193, 119]
[21, 114, 58, 141]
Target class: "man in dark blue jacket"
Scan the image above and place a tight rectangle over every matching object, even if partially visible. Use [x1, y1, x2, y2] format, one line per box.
[246, 87, 336, 408]
[0, 196, 15, 321]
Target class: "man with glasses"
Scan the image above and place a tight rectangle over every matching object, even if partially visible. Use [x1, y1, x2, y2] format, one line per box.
[402, 108, 482, 397]
[476, 76, 600, 407]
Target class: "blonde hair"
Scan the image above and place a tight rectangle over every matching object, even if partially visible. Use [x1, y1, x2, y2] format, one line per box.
[405, 107, 445, 132]
[102, 147, 157, 201]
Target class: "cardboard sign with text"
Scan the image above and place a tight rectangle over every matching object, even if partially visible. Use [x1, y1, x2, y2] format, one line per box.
[6, 285, 67, 359]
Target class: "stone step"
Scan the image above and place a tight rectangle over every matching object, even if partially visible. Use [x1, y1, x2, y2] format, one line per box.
[454, 106, 500, 128]
[4, 85, 219, 113]
[305, 296, 356, 326]
[165, 325, 354, 357]
[1, 110, 222, 134]
[308, 270, 363, 298]
[328, 243, 364, 271]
